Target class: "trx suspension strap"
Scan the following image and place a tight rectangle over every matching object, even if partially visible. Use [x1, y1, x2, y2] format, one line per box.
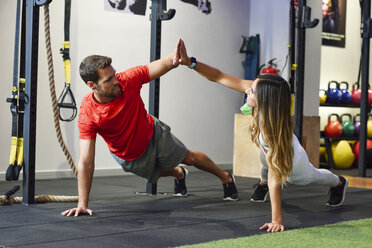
[58, 0, 77, 122]
[6, 0, 26, 181]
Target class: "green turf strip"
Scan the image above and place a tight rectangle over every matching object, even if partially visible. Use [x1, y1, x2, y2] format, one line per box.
[178, 218, 372, 248]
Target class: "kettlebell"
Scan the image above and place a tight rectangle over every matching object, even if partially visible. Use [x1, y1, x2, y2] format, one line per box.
[339, 81, 351, 104]
[351, 83, 372, 105]
[351, 82, 361, 105]
[326, 81, 341, 104]
[333, 141, 355, 169]
[324, 113, 343, 137]
[354, 139, 372, 161]
[319, 89, 327, 104]
[368, 114, 372, 138]
[362, 84, 372, 105]
[354, 114, 361, 136]
[340, 114, 355, 137]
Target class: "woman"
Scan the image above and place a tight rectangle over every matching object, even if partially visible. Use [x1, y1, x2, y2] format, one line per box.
[177, 39, 348, 232]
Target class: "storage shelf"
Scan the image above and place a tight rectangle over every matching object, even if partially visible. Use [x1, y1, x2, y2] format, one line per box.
[320, 103, 367, 108]
[320, 131, 359, 141]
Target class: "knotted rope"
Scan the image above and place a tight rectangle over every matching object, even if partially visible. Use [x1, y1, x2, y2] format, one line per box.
[0, 186, 78, 205]
[0, 195, 79, 205]
[44, 4, 77, 176]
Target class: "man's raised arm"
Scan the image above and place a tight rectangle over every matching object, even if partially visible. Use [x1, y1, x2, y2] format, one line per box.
[147, 39, 182, 81]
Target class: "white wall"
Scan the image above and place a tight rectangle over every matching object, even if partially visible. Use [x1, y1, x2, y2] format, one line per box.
[0, 0, 252, 179]
[304, 0, 322, 116]
[249, 0, 290, 79]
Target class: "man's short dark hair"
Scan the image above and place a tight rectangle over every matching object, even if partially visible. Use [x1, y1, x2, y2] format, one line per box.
[79, 55, 112, 84]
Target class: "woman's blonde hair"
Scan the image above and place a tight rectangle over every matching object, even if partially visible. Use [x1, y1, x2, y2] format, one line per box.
[250, 74, 294, 185]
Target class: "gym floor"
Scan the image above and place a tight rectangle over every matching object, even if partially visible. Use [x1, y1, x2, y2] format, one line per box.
[0, 168, 371, 248]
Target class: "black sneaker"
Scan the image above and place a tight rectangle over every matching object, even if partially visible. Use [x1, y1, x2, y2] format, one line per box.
[223, 173, 239, 201]
[174, 167, 188, 197]
[250, 181, 269, 202]
[327, 176, 348, 207]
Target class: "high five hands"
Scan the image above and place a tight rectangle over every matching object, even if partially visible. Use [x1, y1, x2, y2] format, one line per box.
[173, 38, 191, 67]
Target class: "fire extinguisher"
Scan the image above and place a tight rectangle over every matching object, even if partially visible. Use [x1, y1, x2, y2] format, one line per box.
[261, 58, 278, 75]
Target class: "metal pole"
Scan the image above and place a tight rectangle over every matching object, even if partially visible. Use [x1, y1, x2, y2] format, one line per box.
[358, 0, 370, 177]
[293, 0, 318, 144]
[147, 0, 162, 195]
[23, 0, 52, 205]
[147, 0, 175, 194]
[23, 0, 40, 204]
[289, 0, 296, 94]
[148, 0, 161, 119]
[294, 0, 306, 142]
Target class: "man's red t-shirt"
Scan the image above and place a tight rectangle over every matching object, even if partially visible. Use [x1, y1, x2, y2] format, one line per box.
[78, 65, 154, 161]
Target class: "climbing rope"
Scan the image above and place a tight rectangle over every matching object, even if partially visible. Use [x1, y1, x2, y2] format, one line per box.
[44, 4, 77, 176]
[0, 185, 78, 205]
[1, 195, 78, 205]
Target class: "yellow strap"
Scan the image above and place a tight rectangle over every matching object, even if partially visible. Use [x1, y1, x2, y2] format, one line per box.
[16, 138, 23, 166]
[10, 86, 18, 99]
[291, 94, 295, 117]
[19, 78, 25, 92]
[61, 42, 71, 84]
[9, 137, 18, 164]
[11, 78, 26, 93]
[64, 59, 71, 85]
[62, 41, 69, 49]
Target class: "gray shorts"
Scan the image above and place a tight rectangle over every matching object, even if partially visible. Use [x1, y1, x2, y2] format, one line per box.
[111, 116, 188, 183]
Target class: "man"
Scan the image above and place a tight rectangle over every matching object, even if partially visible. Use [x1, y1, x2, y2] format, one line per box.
[61, 40, 238, 217]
